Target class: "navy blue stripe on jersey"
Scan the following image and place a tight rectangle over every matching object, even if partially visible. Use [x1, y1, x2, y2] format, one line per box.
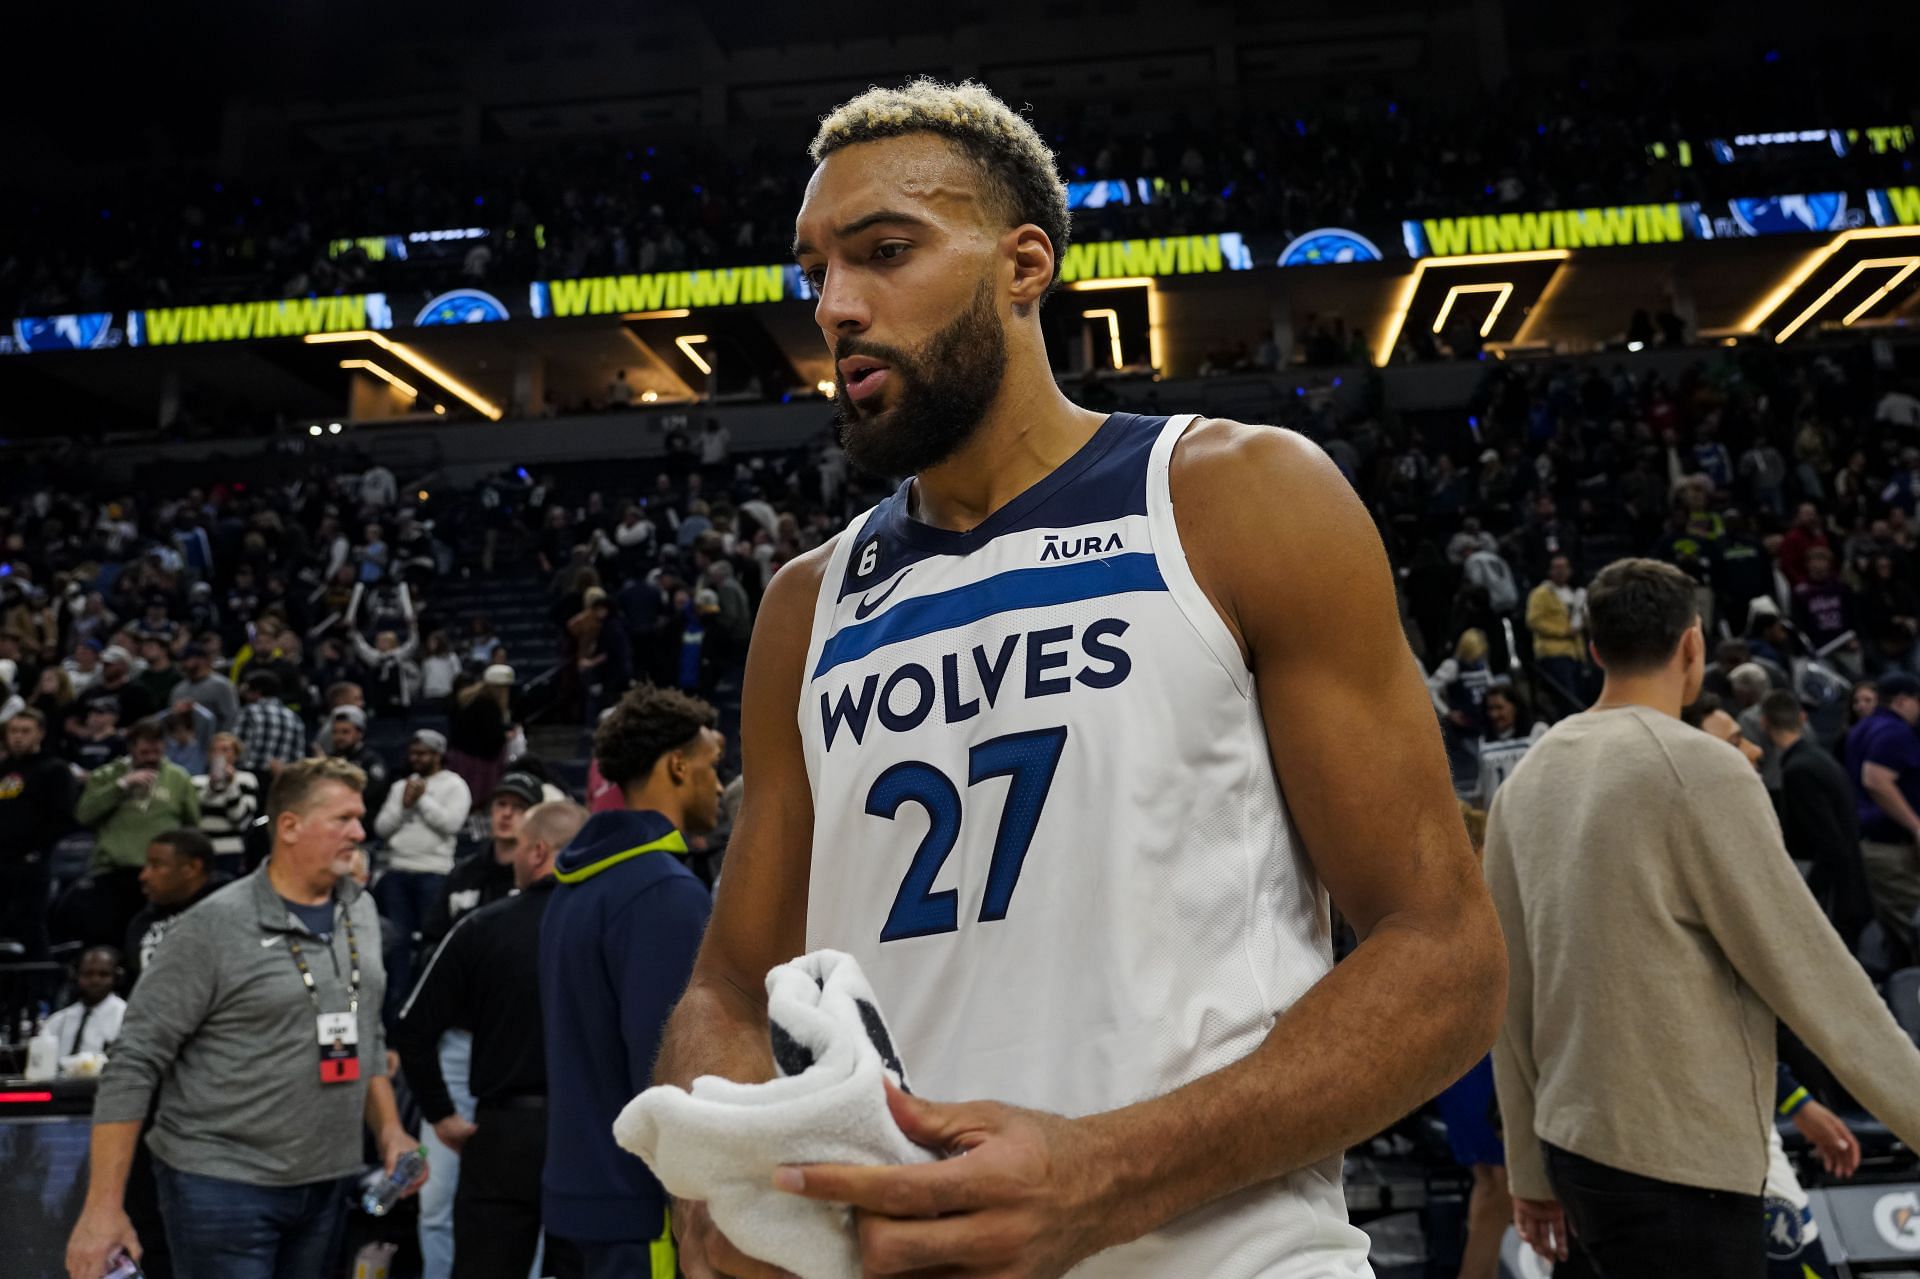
[814, 553, 1167, 678]
[836, 412, 1168, 602]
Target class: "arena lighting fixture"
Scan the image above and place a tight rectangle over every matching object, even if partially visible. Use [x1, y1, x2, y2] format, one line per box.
[433, 404, 446, 415]
[301, 331, 503, 420]
[675, 334, 712, 375]
[1736, 227, 1920, 335]
[640, 389, 660, 403]
[1372, 250, 1569, 368]
[623, 308, 691, 320]
[1773, 257, 1920, 342]
[338, 358, 419, 400]
[1430, 283, 1516, 339]
[816, 379, 836, 398]
[1065, 277, 1163, 372]
[328, 423, 343, 435]
[308, 424, 323, 436]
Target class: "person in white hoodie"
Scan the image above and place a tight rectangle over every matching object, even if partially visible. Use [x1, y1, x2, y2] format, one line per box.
[375, 729, 472, 1005]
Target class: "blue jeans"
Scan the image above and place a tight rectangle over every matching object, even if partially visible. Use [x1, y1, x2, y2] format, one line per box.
[419, 1030, 474, 1279]
[154, 1161, 349, 1279]
[374, 869, 446, 1016]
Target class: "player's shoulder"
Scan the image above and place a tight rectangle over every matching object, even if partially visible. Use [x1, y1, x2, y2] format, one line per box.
[758, 534, 840, 625]
[1170, 417, 1352, 515]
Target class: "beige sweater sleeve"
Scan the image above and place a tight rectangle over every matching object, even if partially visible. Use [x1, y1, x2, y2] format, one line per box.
[1484, 790, 1552, 1200]
[1680, 764, 1920, 1147]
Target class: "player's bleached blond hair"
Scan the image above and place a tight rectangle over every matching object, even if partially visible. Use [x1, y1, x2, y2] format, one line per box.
[809, 77, 1071, 293]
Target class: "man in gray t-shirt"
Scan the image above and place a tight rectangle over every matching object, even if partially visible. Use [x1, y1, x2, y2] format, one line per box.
[168, 645, 239, 733]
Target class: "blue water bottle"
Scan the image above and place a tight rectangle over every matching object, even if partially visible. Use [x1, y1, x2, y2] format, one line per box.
[361, 1147, 427, 1216]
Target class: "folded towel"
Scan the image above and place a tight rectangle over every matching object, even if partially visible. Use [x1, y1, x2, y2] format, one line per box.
[614, 949, 936, 1279]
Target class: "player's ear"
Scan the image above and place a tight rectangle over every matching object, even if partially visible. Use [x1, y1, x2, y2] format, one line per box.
[1006, 224, 1055, 314]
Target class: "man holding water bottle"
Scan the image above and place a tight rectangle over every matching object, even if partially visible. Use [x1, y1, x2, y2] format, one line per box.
[66, 757, 426, 1279]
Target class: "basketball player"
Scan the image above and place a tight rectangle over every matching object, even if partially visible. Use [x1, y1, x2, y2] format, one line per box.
[654, 79, 1505, 1278]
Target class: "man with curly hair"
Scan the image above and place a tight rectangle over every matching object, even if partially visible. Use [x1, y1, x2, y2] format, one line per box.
[538, 685, 722, 1279]
[656, 77, 1505, 1278]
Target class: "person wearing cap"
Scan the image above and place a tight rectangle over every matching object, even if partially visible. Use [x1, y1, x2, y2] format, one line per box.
[89, 646, 156, 725]
[324, 705, 391, 817]
[234, 670, 306, 775]
[396, 800, 591, 1279]
[169, 643, 237, 733]
[1846, 672, 1920, 957]
[374, 729, 473, 1009]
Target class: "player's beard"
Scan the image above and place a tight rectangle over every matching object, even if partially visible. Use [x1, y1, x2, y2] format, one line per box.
[833, 277, 1008, 478]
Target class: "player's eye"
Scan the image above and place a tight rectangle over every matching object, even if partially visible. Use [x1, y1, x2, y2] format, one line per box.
[804, 266, 826, 289]
[874, 242, 910, 263]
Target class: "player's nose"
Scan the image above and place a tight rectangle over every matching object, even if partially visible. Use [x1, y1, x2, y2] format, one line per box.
[813, 270, 870, 336]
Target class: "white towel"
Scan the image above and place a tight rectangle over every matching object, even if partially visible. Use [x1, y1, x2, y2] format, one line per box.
[614, 949, 937, 1279]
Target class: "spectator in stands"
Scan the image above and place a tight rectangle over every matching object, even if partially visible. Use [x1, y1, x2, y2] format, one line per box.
[1738, 436, 1788, 517]
[30, 665, 76, 729]
[169, 642, 237, 731]
[1859, 553, 1920, 674]
[158, 699, 216, 777]
[1763, 690, 1873, 950]
[373, 729, 472, 1001]
[1846, 672, 1920, 958]
[66, 697, 128, 772]
[92, 646, 155, 723]
[1709, 512, 1776, 635]
[131, 638, 178, 713]
[1525, 555, 1587, 706]
[447, 668, 514, 801]
[76, 720, 200, 948]
[194, 732, 259, 877]
[1, 707, 75, 959]
[1779, 502, 1831, 586]
[420, 631, 461, 707]
[1476, 685, 1545, 809]
[234, 670, 305, 775]
[540, 686, 719, 1275]
[323, 706, 391, 816]
[125, 830, 225, 986]
[68, 758, 421, 1279]
[64, 640, 105, 696]
[1487, 557, 1920, 1272]
[44, 946, 127, 1057]
[1428, 629, 1493, 795]
[394, 799, 590, 1279]
[1727, 664, 1780, 790]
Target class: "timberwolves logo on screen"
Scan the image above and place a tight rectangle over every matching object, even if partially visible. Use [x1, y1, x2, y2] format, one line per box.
[414, 289, 511, 326]
[3, 312, 117, 354]
[1277, 228, 1384, 267]
[1730, 193, 1849, 237]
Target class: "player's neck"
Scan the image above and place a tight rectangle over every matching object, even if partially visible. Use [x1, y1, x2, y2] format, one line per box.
[1590, 673, 1687, 721]
[909, 373, 1108, 534]
[624, 782, 687, 833]
[267, 853, 336, 906]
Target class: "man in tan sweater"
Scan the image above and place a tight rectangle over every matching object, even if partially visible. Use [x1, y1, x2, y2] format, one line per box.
[1486, 557, 1920, 1276]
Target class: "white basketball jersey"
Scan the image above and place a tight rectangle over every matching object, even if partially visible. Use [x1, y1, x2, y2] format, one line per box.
[799, 412, 1373, 1277]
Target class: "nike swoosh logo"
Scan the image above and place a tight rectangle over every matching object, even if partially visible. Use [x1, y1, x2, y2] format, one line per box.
[260, 935, 284, 948]
[854, 570, 910, 620]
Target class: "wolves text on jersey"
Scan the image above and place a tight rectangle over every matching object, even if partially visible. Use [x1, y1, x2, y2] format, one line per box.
[819, 618, 1132, 750]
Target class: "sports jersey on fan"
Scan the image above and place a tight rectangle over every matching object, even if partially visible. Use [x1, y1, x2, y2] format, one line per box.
[800, 412, 1372, 1277]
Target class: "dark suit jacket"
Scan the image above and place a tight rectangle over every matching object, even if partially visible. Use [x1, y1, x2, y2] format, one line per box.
[1778, 737, 1874, 949]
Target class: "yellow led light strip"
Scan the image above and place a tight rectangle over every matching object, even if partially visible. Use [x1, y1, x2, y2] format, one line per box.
[1430, 283, 1516, 338]
[674, 334, 712, 375]
[1083, 308, 1124, 368]
[1065, 277, 1162, 372]
[303, 331, 502, 419]
[1842, 259, 1920, 325]
[623, 309, 691, 320]
[338, 359, 419, 400]
[1775, 257, 1920, 342]
[1738, 227, 1920, 335]
[1373, 251, 1568, 367]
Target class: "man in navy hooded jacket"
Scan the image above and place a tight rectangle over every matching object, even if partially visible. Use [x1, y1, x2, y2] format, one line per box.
[539, 685, 722, 1278]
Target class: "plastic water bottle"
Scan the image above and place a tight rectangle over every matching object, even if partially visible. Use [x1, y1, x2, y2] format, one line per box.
[103, 1250, 144, 1279]
[361, 1147, 426, 1216]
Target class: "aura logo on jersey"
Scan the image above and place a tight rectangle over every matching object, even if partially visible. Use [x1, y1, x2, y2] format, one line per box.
[1278, 228, 1384, 267]
[1038, 532, 1123, 562]
[819, 620, 1133, 751]
[414, 289, 510, 326]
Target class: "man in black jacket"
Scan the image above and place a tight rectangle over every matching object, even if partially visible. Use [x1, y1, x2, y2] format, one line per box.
[395, 799, 589, 1279]
[124, 829, 228, 985]
[324, 706, 391, 817]
[1, 708, 76, 958]
[1764, 689, 1875, 949]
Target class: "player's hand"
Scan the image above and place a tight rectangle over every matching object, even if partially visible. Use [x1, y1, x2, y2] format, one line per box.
[433, 1114, 478, 1155]
[1513, 1196, 1569, 1263]
[670, 1196, 795, 1279]
[66, 1202, 140, 1279]
[774, 1079, 1111, 1278]
[1793, 1100, 1861, 1178]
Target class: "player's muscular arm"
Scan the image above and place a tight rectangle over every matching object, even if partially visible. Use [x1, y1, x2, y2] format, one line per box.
[654, 540, 828, 1279]
[779, 423, 1506, 1278]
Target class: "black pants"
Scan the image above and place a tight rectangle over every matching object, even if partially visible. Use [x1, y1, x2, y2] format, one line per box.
[1545, 1143, 1764, 1279]
[0, 854, 51, 958]
[453, 1105, 580, 1279]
